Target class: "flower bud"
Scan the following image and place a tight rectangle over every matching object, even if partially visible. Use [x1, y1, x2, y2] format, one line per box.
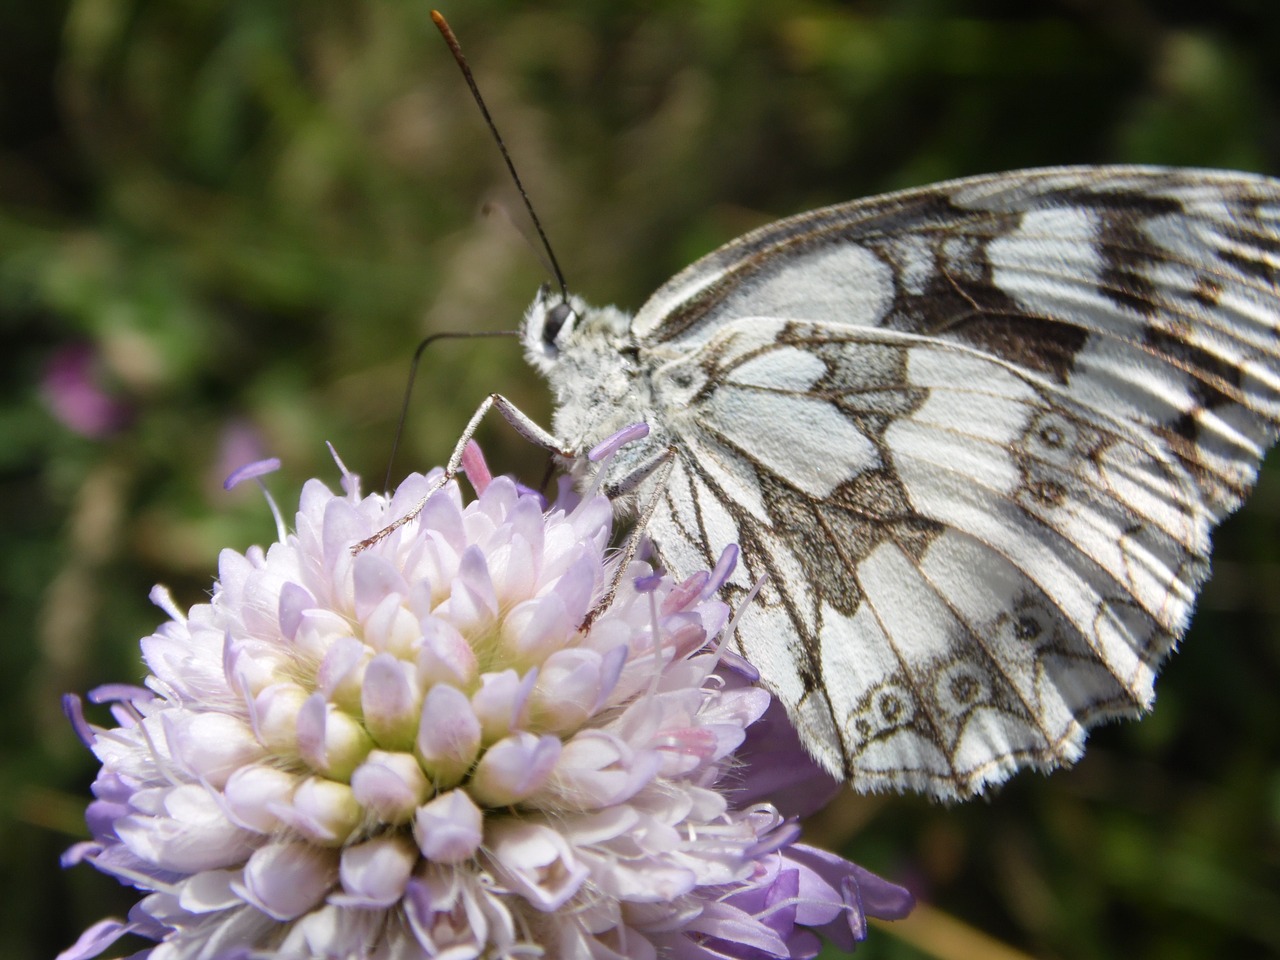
[361, 653, 421, 751]
[337, 835, 418, 908]
[415, 684, 480, 788]
[470, 733, 561, 807]
[350, 751, 431, 824]
[252, 682, 310, 754]
[296, 693, 372, 781]
[413, 789, 483, 863]
[237, 841, 338, 921]
[470, 669, 532, 743]
[279, 777, 360, 845]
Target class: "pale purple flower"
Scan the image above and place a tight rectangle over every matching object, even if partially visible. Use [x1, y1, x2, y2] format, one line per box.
[62, 444, 912, 959]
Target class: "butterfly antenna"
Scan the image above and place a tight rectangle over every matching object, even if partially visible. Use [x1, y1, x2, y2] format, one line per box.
[432, 10, 570, 304]
[384, 329, 519, 493]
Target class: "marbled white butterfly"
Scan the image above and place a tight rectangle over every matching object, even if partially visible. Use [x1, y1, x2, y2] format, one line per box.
[504, 166, 1280, 800]
[422, 8, 1280, 803]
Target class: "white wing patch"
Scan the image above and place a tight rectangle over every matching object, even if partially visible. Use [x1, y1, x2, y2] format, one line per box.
[704, 390, 880, 497]
[634, 242, 896, 345]
[724, 345, 826, 390]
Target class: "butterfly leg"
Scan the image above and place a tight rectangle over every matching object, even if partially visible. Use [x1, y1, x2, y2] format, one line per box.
[582, 446, 677, 629]
[354, 393, 575, 552]
[451, 393, 577, 468]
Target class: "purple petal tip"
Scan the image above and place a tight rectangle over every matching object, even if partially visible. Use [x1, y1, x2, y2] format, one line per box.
[56, 918, 134, 960]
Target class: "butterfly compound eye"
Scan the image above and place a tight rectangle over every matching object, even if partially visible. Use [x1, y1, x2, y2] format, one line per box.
[542, 301, 574, 345]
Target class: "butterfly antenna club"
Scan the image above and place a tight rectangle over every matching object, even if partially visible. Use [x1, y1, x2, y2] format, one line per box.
[432, 10, 571, 305]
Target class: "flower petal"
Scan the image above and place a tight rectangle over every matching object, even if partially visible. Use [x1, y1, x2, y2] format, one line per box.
[487, 820, 588, 911]
[56, 919, 137, 960]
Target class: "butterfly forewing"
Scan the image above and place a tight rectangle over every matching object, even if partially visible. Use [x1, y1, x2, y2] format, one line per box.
[536, 165, 1280, 799]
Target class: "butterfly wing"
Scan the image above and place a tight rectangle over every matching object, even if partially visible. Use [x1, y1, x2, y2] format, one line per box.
[631, 166, 1280, 798]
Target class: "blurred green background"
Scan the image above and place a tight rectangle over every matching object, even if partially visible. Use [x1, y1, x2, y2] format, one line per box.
[4, 1, 1280, 958]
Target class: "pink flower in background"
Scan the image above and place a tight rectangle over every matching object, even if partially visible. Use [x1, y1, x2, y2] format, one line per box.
[41, 343, 131, 438]
[61, 445, 912, 959]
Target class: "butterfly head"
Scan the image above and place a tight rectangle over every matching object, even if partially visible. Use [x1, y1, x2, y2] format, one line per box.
[521, 283, 630, 377]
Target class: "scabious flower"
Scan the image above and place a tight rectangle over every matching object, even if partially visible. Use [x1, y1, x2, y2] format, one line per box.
[61, 442, 912, 960]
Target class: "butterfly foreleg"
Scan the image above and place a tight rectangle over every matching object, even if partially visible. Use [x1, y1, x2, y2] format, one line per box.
[582, 446, 677, 630]
[452, 393, 578, 470]
[354, 393, 575, 553]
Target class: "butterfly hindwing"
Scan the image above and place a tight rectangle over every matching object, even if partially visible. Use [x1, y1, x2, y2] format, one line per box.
[641, 320, 1220, 795]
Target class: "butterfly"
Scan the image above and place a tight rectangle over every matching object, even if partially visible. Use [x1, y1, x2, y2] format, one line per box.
[492, 165, 1280, 800]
